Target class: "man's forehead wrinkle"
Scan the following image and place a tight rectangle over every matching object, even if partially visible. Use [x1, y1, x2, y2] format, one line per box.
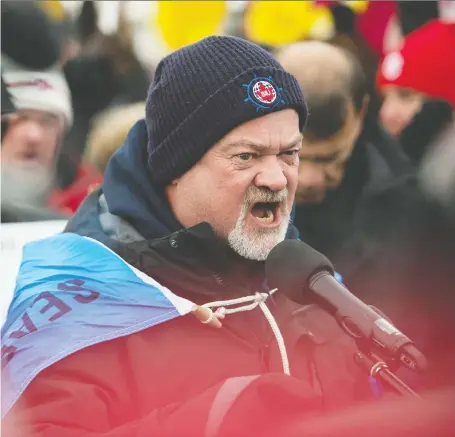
[223, 133, 303, 152]
[224, 138, 268, 150]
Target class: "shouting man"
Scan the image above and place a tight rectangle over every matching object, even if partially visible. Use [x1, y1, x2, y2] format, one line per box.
[2, 37, 374, 437]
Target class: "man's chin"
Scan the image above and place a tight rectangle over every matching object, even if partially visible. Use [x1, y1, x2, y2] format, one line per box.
[1, 164, 54, 206]
[227, 220, 289, 261]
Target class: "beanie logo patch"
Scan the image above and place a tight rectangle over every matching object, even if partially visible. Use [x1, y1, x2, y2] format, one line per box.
[243, 75, 285, 112]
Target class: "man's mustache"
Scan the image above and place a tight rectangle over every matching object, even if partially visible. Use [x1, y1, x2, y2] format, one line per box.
[244, 187, 288, 206]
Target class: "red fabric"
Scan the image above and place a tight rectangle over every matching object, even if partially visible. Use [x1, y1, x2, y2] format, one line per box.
[3, 303, 373, 436]
[315, 1, 396, 57]
[356, 1, 396, 57]
[48, 165, 103, 215]
[377, 20, 455, 108]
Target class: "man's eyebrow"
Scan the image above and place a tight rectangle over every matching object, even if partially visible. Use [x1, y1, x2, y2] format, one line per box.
[224, 133, 303, 152]
[282, 133, 304, 150]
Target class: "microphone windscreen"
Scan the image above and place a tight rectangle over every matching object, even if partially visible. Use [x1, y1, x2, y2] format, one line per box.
[266, 240, 334, 297]
[1, 1, 61, 70]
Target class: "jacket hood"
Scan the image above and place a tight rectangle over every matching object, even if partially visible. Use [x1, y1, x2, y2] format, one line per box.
[102, 119, 182, 240]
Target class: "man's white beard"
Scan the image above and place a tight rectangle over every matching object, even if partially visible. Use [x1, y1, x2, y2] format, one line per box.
[228, 187, 290, 261]
[1, 164, 54, 207]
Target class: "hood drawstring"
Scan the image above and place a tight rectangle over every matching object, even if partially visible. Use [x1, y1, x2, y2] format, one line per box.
[199, 289, 290, 376]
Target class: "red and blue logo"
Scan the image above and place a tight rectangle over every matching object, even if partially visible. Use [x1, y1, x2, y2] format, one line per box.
[243, 75, 285, 112]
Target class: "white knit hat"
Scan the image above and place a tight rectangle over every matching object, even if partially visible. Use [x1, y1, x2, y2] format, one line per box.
[2, 58, 73, 129]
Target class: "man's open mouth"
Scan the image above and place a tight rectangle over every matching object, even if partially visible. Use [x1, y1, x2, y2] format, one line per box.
[250, 201, 280, 224]
[20, 151, 40, 162]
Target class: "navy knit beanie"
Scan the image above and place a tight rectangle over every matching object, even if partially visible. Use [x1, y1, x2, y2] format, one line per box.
[146, 36, 308, 184]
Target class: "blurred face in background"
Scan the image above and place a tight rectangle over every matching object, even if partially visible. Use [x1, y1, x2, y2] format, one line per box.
[296, 101, 364, 205]
[379, 85, 425, 137]
[1, 109, 63, 205]
[1, 109, 62, 169]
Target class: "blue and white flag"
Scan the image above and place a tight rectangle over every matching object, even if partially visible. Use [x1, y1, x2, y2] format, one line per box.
[1, 233, 195, 416]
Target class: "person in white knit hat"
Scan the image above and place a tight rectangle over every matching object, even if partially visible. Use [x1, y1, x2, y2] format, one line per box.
[1, 62, 73, 220]
[1, 66, 72, 167]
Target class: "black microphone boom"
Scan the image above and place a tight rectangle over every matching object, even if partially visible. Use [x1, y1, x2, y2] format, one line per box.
[266, 240, 427, 373]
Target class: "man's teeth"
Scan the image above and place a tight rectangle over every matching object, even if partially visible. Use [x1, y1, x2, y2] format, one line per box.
[257, 208, 274, 223]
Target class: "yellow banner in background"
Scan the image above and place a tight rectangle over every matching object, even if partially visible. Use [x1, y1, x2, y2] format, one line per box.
[244, 1, 334, 47]
[156, 1, 227, 52]
[37, 0, 65, 22]
[342, 1, 369, 14]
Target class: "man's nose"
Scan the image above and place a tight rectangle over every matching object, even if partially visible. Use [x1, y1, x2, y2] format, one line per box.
[23, 120, 45, 144]
[254, 159, 287, 192]
[298, 162, 325, 190]
[379, 99, 402, 136]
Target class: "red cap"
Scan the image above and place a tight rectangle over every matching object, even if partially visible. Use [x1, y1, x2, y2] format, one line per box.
[377, 20, 455, 108]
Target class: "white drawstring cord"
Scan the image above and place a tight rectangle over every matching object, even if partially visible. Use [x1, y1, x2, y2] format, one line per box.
[201, 289, 290, 376]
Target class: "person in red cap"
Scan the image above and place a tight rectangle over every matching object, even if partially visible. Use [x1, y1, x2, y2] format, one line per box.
[377, 19, 455, 140]
[377, 20, 455, 398]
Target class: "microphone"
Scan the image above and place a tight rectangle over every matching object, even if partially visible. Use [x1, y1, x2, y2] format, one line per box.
[266, 240, 427, 373]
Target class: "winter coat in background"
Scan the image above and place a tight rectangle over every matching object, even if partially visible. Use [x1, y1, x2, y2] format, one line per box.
[294, 121, 455, 390]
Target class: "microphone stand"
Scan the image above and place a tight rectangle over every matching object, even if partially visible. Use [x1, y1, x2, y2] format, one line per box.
[354, 351, 422, 399]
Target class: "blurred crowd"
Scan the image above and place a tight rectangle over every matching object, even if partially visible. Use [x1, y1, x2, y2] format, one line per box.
[1, 0, 455, 391]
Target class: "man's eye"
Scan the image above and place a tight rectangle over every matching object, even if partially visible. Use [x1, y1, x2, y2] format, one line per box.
[238, 153, 253, 161]
[280, 150, 300, 160]
[283, 150, 299, 156]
